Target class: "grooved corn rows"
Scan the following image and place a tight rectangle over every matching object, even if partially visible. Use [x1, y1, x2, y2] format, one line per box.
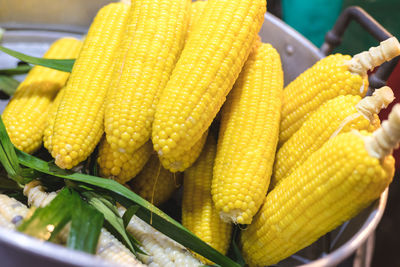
[3, 37, 82, 154]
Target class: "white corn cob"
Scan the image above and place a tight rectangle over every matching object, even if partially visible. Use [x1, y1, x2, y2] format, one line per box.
[118, 207, 202, 267]
[23, 181, 146, 267]
[0, 194, 29, 229]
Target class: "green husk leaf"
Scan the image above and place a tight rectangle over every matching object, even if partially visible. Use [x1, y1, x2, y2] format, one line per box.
[122, 205, 140, 228]
[0, 114, 238, 266]
[0, 75, 19, 96]
[16, 153, 238, 266]
[0, 46, 74, 72]
[229, 227, 245, 267]
[0, 28, 4, 42]
[83, 191, 138, 255]
[18, 187, 77, 240]
[67, 198, 104, 254]
[0, 64, 32, 75]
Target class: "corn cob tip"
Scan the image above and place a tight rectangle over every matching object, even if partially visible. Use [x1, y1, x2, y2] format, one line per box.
[348, 37, 400, 76]
[356, 86, 394, 121]
[365, 103, 400, 158]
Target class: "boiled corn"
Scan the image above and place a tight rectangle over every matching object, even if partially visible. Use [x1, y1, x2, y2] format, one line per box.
[129, 154, 182, 206]
[2, 37, 82, 153]
[240, 104, 400, 266]
[118, 206, 201, 267]
[49, 3, 129, 169]
[212, 42, 283, 224]
[152, 0, 266, 162]
[279, 37, 400, 144]
[272, 86, 394, 188]
[159, 129, 208, 172]
[182, 135, 232, 264]
[104, 0, 191, 154]
[97, 138, 153, 184]
[23, 181, 146, 267]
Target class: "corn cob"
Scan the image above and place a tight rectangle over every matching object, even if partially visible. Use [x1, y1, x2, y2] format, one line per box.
[279, 37, 400, 144]
[188, 1, 207, 36]
[212, 42, 283, 224]
[2, 37, 82, 154]
[272, 86, 394, 188]
[43, 88, 65, 151]
[240, 104, 400, 266]
[104, 0, 191, 154]
[129, 154, 182, 206]
[182, 135, 232, 264]
[118, 206, 202, 267]
[49, 3, 129, 169]
[97, 138, 153, 184]
[0, 194, 29, 230]
[23, 181, 146, 267]
[159, 129, 209, 172]
[152, 0, 266, 163]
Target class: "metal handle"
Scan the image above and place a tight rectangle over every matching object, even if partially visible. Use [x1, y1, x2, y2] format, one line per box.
[320, 6, 398, 90]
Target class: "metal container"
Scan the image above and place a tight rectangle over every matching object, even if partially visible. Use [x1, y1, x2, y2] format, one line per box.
[0, 1, 391, 266]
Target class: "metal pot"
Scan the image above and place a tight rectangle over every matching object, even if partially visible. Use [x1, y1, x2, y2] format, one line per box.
[0, 1, 393, 266]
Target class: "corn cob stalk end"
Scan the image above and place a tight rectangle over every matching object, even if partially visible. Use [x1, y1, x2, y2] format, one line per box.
[347, 37, 400, 76]
[365, 103, 400, 158]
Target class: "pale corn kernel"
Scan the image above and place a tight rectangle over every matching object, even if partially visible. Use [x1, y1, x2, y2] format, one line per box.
[119, 207, 201, 267]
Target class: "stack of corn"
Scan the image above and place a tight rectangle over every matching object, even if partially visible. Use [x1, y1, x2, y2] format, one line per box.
[2, 0, 400, 266]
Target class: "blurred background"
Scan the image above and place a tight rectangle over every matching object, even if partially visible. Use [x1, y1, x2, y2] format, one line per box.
[267, 0, 400, 266]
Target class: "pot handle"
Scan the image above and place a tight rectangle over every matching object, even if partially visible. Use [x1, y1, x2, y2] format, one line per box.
[320, 6, 398, 90]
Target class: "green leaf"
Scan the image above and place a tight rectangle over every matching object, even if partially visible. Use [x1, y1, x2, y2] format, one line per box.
[0, 64, 32, 75]
[123, 205, 140, 228]
[0, 28, 4, 42]
[0, 46, 74, 72]
[0, 113, 237, 266]
[15, 151, 239, 267]
[83, 191, 137, 255]
[18, 188, 77, 240]
[67, 198, 104, 254]
[229, 227, 245, 267]
[0, 75, 19, 96]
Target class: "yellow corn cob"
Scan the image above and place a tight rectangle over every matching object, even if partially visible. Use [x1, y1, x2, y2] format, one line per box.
[212, 42, 283, 224]
[182, 135, 232, 264]
[43, 87, 65, 151]
[118, 206, 202, 267]
[49, 3, 129, 169]
[279, 37, 400, 144]
[129, 154, 182, 206]
[152, 0, 266, 162]
[23, 181, 146, 267]
[271, 86, 394, 188]
[97, 138, 153, 184]
[188, 1, 207, 36]
[240, 104, 400, 266]
[159, 129, 208, 172]
[2, 37, 82, 154]
[104, 0, 191, 154]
